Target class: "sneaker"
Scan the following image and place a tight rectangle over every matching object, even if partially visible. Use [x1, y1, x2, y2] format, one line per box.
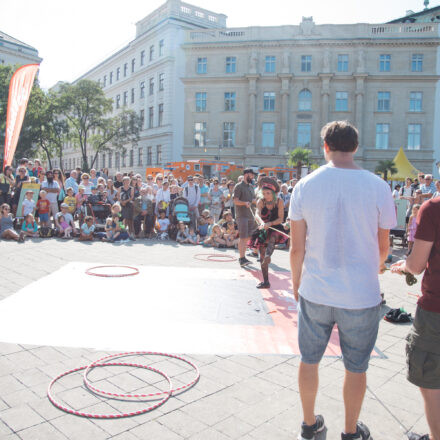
[341, 421, 371, 440]
[407, 433, 430, 440]
[239, 257, 251, 267]
[247, 251, 258, 258]
[298, 415, 325, 440]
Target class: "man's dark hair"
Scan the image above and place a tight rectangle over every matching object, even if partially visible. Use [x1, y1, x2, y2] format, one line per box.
[321, 121, 358, 153]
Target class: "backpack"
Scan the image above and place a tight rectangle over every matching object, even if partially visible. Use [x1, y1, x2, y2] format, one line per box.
[39, 227, 54, 238]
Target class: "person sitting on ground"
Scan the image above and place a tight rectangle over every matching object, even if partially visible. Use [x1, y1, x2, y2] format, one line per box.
[224, 221, 239, 248]
[21, 213, 39, 238]
[188, 226, 199, 245]
[197, 216, 209, 240]
[0, 203, 25, 242]
[21, 189, 36, 218]
[37, 190, 50, 227]
[110, 214, 129, 242]
[55, 203, 76, 237]
[63, 187, 76, 215]
[156, 210, 170, 240]
[203, 224, 226, 248]
[218, 210, 234, 228]
[57, 215, 72, 238]
[176, 221, 191, 244]
[78, 215, 95, 241]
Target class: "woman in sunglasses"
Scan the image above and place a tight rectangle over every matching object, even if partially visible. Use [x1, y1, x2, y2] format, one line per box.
[11, 167, 30, 215]
[0, 203, 26, 242]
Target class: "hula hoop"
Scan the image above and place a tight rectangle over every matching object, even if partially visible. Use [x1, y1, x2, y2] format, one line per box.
[85, 265, 140, 278]
[47, 361, 172, 419]
[194, 253, 237, 262]
[83, 351, 200, 399]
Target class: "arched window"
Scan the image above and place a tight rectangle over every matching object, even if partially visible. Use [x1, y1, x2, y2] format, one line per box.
[298, 89, 312, 111]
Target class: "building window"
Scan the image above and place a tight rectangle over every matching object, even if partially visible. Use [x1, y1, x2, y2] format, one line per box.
[123, 91, 128, 106]
[298, 89, 312, 111]
[194, 122, 207, 147]
[375, 123, 389, 149]
[335, 91, 348, 111]
[297, 123, 311, 148]
[159, 73, 164, 91]
[109, 71, 113, 85]
[197, 57, 207, 74]
[131, 58, 135, 73]
[409, 92, 422, 112]
[158, 103, 164, 126]
[195, 92, 207, 112]
[265, 56, 276, 73]
[408, 124, 421, 150]
[149, 77, 154, 95]
[108, 152, 112, 168]
[262, 123, 275, 148]
[224, 92, 236, 111]
[129, 149, 134, 167]
[115, 152, 120, 168]
[147, 147, 152, 165]
[103, 75, 107, 87]
[149, 45, 154, 62]
[140, 109, 145, 127]
[412, 54, 423, 72]
[140, 81, 145, 98]
[138, 147, 143, 166]
[140, 50, 145, 66]
[379, 54, 391, 72]
[116, 67, 120, 80]
[223, 122, 236, 147]
[156, 145, 162, 165]
[337, 54, 349, 72]
[116, 94, 121, 109]
[159, 39, 164, 56]
[131, 88, 135, 104]
[226, 56, 236, 73]
[301, 55, 312, 72]
[124, 63, 128, 77]
[377, 92, 391, 112]
[263, 92, 275, 111]
[148, 107, 154, 128]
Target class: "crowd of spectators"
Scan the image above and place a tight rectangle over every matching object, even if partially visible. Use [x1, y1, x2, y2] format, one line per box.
[0, 157, 298, 245]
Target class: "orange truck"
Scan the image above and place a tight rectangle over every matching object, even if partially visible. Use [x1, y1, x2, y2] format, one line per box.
[259, 166, 297, 181]
[145, 160, 242, 180]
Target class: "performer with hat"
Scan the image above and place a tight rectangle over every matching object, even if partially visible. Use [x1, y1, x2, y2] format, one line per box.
[249, 177, 285, 288]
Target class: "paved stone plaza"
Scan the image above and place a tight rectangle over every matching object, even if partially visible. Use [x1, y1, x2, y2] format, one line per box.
[0, 239, 429, 439]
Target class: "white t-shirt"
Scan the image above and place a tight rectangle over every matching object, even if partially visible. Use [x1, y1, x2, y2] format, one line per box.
[41, 180, 60, 204]
[158, 218, 170, 232]
[392, 189, 400, 200]
[22, 198, 36, 216]
[289, 164, 396, 309]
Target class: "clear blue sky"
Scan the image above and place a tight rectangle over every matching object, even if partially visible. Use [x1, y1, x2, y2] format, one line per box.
[0, 0, 435, 89]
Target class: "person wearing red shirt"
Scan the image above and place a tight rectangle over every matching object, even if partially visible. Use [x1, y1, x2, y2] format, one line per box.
[392, 197, 440, 440]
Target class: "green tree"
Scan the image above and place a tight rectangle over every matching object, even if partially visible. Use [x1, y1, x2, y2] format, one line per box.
[287, 147, 313, 179]
[375, 159, 397, 181]
[22, 87, 69, 170]
[57, 79, 142, 172]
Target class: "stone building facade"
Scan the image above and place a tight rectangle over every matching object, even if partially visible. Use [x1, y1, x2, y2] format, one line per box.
[181, 19, 440, 173]
[0, 30, 41, 67]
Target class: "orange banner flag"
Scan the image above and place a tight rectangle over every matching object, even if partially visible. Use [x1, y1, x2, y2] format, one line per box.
[3, 64, 40, 170]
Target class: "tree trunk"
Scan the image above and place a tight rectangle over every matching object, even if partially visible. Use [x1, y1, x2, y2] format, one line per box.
[296, 161, 302, 179]
[384, 171, 388, 181]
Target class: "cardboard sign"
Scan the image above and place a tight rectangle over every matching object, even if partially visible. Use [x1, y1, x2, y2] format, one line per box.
[16, 182, 40, 219]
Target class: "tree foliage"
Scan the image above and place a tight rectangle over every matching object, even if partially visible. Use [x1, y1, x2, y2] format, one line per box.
[287, 147, 313, 179]
[57, 79, 142, 172]
[375, 159, 397, 181]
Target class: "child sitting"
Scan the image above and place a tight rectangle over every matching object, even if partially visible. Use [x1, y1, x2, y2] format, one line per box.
[63, 187, 76, 215]
[224, 221, 239, 248]
[36, 190, 50, 227]
[188, 226, 199, 245]
[58, 215, 73, 238]
[79, 215, 95, 241]
[197, 216, 209, 240]
[203, 224, 227, 248]
[21, 213, 39, 238]
[110, 214, 129, 242]
[176, 221, 190, 243]
[156, 210, 170, 240]
[21, 190, 36, 218]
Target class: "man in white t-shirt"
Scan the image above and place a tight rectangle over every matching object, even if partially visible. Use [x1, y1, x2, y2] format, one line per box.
[289, 121, 396, 440]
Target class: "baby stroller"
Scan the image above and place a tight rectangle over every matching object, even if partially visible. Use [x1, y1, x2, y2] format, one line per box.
[85, 201, 112, 231]
[169, 197, 191, 240]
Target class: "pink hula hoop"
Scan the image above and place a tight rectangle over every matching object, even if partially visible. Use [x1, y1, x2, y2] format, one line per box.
[83, 351, 200, 399]
[47, 361, 172, 419]
[85, 265, 140, 278]
[194, 253, 237, 262]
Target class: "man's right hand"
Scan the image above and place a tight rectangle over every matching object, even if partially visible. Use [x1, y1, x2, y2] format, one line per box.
[245, 201, 251, 208]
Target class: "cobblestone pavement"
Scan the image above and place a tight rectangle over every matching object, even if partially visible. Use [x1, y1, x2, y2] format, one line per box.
[0, 239, 428, 439]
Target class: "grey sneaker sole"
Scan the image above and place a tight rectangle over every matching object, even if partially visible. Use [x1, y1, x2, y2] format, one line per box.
[297, 423, 325, 440]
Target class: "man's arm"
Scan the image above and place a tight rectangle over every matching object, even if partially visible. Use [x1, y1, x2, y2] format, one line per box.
[290, 219, 307, 302]
[378, 228, 390, 273]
